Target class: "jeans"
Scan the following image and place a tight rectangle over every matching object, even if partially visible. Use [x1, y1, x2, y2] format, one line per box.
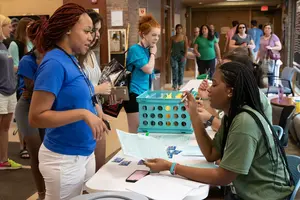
[196, 58, 216, 79]
[267, 59, 277, 86]
[39, 144, 95, 200]
[170, 55, 186, 89]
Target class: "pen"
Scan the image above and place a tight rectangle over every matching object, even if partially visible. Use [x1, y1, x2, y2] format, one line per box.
[181, 88, 194, 103]
[205, 68, 211, 80]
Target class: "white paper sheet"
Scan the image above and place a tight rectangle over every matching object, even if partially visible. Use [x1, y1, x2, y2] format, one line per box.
[116, 129, 168, 160]
[126, 175, 193, 200]
[150, 173, 205, 188]
[180, 146, 204, 156]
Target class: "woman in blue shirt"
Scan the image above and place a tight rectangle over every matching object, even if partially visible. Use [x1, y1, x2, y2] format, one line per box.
[15, 20, 46, 200]
[123, 15, 161, 133]
[29, 3, 108, 200]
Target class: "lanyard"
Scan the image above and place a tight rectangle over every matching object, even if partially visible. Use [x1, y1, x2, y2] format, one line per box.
[55, 46, 98, 108]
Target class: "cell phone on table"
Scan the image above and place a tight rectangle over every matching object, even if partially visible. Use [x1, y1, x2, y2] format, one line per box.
[125, 170, 150, 183]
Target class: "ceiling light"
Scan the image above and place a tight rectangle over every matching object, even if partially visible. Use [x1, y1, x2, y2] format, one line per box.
[199, 2, 202, 4]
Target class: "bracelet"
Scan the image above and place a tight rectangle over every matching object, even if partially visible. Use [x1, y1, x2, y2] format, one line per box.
[170, 162, 177, 175]
[200, 97, 209, 101]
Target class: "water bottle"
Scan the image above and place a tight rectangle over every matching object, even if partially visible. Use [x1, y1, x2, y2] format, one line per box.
[278, 84, 284, 103]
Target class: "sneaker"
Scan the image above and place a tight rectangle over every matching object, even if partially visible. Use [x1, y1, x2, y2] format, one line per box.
[0, 159, 22, 170]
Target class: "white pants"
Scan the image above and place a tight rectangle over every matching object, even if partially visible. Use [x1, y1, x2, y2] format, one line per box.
[39, 144, 95, 200]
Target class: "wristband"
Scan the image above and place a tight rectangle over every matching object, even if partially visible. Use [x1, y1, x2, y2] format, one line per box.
[170, 162, 177, 175]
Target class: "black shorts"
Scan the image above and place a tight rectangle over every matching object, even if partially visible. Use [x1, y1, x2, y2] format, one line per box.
[123, 93, 139, 113]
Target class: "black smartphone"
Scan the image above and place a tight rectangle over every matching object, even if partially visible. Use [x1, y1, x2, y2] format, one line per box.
[103, 119, 111, 130]
[125, 170, 150, 183]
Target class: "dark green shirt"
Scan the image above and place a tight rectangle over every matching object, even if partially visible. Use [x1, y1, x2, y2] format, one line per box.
[213, 106, 293, 200]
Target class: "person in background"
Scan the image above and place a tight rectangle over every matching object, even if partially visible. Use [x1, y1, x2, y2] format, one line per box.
[0, 14, 22, 170]
[79, 9, 111, 171]
[197, 47, 272, 132]
[258, 24, 263, 30]
[230, 23, 255, 55]
[248, 20, 263, 60]
[209, 24, 219, 40]
[3, 18, 19, 48]
[15, 20, 45, 200]
[257, 23, 282, 86]
[123, 15, 160, 133]
[145, 61, 294, 200]
[194, 25, 221, 78]
[8, 17, 33, 159]
[8, 17, 33, 72]
[167, 24, 188, 90]
[224, 20, 239, 53]
[29, 3, 108, 199]
[189, 26, 200, 47]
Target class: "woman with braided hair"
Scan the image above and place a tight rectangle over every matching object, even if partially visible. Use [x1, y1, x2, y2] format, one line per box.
[28, 3, 108, 199]
[145, 62, 294, 200]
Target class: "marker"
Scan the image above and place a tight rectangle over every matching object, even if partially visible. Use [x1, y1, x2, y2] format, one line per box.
[205, 68, 211, 80]
[145, 132, 149, 136]
[181, 88, 194, 103]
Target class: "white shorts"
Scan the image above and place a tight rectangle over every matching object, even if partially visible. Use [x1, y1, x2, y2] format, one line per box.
[0, 93, 17, 114]
[39, 144, 96, 200]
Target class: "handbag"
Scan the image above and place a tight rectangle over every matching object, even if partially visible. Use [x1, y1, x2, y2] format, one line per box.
[267, 34, 280, 60]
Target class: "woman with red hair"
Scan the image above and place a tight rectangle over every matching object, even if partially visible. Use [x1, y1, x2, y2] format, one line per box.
[123, 15, 161, 133]
[29, 3, 108, 199]
[15, 20, 46, 200]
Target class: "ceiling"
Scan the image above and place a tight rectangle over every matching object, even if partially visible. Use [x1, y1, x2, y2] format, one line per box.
[182, 0, 283, 8]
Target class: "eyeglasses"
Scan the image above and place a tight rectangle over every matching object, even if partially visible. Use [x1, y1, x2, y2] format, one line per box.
[239, 27, 246, 29]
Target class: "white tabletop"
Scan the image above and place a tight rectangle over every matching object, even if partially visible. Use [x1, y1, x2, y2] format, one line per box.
[86, 128, 216, 200]
[86, 80, 216, 200]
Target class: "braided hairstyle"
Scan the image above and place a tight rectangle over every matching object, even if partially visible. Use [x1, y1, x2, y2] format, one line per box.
[35, 3, 86, 53]
[219, 61, 294, 186]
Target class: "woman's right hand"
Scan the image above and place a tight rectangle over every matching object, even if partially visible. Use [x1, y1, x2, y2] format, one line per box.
[184, 92, 198, 117]
[198, 79, 209, 99]
[98, 82, 112, 95]
[150, 44, 157, 55]
[84, 111, 108, 141]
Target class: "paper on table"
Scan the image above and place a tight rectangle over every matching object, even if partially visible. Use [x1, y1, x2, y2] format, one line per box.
[126, 175, 193, 200]
[151, 173, 205, 188]
[116, 129, 168, 160]
[180, 146, 204, 156]
[151, 134, 191, 146]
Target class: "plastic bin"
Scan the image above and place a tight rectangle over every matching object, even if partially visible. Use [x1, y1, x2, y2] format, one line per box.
[136, 90, 197, 134]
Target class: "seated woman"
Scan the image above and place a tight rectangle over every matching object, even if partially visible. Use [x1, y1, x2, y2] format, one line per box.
[198, 47, 271, 131]
[145, 61, 294, 200]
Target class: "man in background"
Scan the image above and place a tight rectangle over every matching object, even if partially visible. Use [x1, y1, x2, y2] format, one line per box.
[189, 26, 200, 47]
[248, 20, 263, 60]
[224, 20, 239, 53]
[209, 24, 219, 40]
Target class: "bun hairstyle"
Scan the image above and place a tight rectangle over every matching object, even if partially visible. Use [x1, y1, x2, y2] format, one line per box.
[35, 3, 87, 53]
[138, 15, 160, 37]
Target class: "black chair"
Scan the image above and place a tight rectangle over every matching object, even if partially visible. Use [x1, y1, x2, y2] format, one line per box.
[262, 67, 295, 96]
[272, 105, 296, 147]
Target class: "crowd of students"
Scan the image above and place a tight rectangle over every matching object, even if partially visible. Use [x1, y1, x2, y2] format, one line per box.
[0, 3, 294, 200]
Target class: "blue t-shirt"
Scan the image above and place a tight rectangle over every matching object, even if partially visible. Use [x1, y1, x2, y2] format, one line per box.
[126, 44, 151, 95]
[17, 54, 38, 96]
[34, 49, 97, 156]
[248, 28, 263, 52]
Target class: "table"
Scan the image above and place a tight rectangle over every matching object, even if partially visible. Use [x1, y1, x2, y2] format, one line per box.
[86, 80, 216, 199]
[271, 97, 295, 107]
[86, 127, 217, 200]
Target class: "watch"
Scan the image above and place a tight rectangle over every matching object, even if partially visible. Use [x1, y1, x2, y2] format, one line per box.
[205, 115, 215, 127]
